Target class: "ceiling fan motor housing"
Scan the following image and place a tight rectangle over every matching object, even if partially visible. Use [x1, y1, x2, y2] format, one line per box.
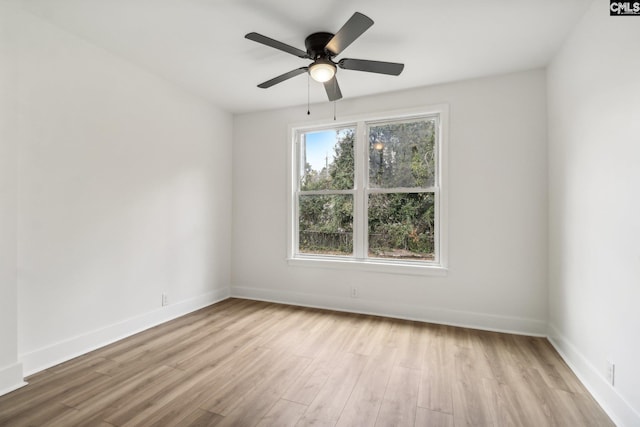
[305, 32, 335, 59]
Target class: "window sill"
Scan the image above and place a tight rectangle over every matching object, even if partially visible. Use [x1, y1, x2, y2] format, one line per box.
[287, 255, 448, 277]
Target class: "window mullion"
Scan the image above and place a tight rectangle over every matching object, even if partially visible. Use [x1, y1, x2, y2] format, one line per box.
[297, 189, 354, 196]
[354, 120, 367, 259]
[367, 187, 436, 194]
[292, 134, 301, 257]
[433, 188, 440, 264]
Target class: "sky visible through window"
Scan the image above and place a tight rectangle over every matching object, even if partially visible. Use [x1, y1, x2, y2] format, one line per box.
[305, 130, 339, 171]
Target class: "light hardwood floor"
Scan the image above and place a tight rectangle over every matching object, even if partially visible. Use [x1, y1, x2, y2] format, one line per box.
[0, 298, 614, 426]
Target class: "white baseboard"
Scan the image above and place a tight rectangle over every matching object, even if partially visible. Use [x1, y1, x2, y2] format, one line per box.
[0, 362, 27, 397]
[230, 286, 547, 336]
[548, 323, 640, 427]
[20, 287, 230, 376]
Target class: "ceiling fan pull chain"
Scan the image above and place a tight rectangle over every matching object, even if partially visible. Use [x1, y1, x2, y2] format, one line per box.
[333, 78, 337, 121]
[307, 74, 311, 115]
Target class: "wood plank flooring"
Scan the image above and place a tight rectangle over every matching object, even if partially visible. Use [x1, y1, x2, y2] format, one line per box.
[0, 298, 614, 426]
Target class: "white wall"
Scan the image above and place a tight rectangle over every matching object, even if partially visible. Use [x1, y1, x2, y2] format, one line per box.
[0, 3, 25, 395]
[547, 1, 640, 425]
[232, 69, 548, 335]
[9, 6, 233, 374]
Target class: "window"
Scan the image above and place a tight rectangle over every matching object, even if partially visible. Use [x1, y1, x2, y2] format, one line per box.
[288, 106, 448, 274]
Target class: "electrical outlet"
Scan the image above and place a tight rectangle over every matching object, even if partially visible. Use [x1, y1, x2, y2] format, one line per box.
[606, 360, 615, 386]
[162, 293, 169, 307]
[350, 287, 358, 298]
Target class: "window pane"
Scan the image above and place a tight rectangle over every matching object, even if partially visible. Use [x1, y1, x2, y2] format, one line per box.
[368, 192, 435, 260]
[369, 119, 436, 188]
[299, 194, 353, 255]
[300, 128, 355, 191]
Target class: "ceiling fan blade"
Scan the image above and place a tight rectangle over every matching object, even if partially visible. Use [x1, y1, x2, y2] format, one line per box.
[245, 32, 310, 59]
[258, 67, 308, 88]
[323, 77, 342, 102]
[325, 12, 374, 56]
[338, 58, 404, 75]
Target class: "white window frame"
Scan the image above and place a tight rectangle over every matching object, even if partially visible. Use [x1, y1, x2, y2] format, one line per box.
[287, 105, 449, 276]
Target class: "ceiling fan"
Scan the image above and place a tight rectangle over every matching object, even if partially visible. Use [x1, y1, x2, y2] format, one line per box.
[245, 12, 404, 102]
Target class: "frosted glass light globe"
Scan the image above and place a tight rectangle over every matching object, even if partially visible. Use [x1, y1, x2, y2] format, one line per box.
[309, 60, 336, 83]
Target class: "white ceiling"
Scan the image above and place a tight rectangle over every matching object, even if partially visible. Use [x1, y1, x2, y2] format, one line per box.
[18, 0, 592, 114]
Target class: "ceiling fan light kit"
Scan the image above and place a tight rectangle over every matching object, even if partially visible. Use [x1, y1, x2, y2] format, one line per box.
[309, 58, 336, 83]
[245, 12, 404, 102]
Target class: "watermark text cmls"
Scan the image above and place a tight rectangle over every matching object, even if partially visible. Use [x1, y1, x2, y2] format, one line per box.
[610, 1, 640, 15]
